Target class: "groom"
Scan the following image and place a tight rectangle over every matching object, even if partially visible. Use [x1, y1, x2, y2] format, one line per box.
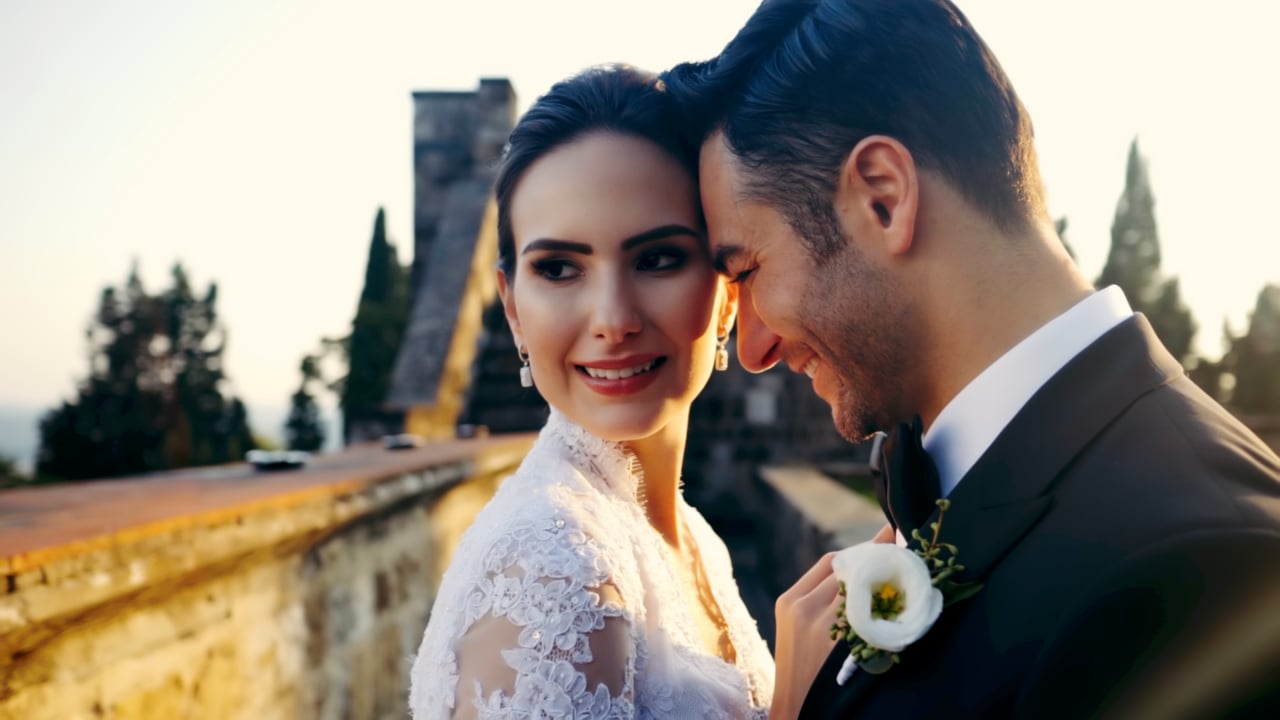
[664, 0, 1280, 717]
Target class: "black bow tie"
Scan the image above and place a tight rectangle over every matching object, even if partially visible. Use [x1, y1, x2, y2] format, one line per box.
[871, 415, 942, 540]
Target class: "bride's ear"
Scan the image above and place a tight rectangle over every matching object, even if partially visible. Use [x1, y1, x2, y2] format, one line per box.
[497, 268, 524, 349]
[717, 279, 739, 339]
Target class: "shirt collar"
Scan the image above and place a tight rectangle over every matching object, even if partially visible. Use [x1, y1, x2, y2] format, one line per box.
[923, 286, 1133, 497]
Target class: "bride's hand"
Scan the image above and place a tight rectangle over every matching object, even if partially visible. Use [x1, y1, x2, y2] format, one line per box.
[769, 524, 895, 720]
[770, 552, 840, 720]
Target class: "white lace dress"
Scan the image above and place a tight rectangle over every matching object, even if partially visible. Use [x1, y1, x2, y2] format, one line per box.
[409, 410, 774, 719]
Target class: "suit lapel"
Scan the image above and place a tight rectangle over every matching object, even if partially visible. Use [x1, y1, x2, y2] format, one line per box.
[811, 316, 1183, 718]
[938, 315, 1182, 581]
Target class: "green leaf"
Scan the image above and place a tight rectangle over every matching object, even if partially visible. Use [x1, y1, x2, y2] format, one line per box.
[941, 580, 984, 606]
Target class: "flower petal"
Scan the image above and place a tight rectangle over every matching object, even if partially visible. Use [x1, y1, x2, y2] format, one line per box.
[832, 542, 943, 652]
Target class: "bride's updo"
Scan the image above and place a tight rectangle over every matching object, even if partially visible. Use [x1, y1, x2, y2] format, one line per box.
[493, 65, 698, 280]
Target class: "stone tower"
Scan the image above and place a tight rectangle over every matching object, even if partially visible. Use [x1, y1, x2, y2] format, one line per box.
[408, 78, 514, 292]
[387, 79, 548, 438]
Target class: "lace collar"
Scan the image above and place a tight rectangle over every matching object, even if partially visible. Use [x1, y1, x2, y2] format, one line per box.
[539, 409, 645, 507]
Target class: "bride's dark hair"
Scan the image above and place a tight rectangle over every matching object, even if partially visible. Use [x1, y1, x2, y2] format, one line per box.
[494, 65, 697, 280]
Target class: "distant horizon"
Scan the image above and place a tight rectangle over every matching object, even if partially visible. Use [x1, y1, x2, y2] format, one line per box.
[0, 402, 343, 475]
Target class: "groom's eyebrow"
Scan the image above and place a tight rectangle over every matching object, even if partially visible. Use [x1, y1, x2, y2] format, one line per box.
[712, 245, 742, 275]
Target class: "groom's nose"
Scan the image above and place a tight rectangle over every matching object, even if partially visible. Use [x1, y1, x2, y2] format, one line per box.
[736, 287, 781, 373]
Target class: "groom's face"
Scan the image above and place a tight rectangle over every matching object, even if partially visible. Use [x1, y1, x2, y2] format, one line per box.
[698, 134, 913, 439]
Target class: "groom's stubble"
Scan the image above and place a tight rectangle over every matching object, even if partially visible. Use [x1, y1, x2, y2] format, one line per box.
[795, 207, 920, 442]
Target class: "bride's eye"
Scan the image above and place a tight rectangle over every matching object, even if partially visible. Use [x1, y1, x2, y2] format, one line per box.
[636, 248, 686, 272]
[530, 258, 581, 281]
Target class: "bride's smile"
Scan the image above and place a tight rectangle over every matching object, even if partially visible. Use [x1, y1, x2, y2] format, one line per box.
[498, 130, 735, 443]
[576, 354, 668, 395]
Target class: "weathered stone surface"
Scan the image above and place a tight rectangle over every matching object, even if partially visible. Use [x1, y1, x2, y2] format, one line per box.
[683, 349, 866, 537]
[389, 76, 548, 441]
[409, 79, 513, 290]
[391, 182, 499, 427]
[0, 439, 530, 720]
[391, 77, 515, 426]
[754, 464, 884, 601]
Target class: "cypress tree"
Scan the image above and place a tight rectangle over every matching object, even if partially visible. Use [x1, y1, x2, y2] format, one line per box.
[339, 207, 409, 441]
[1096, 139, 1197, 364]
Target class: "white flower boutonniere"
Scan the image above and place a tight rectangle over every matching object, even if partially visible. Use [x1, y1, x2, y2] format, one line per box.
[829, 499, 982, 684]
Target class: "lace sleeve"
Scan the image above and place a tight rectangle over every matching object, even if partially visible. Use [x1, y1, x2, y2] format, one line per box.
[446, 519, 638, 719]
[453, 577, 633, 718]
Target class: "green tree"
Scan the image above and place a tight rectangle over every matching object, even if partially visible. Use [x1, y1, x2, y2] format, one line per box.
[285, 354, 326, 451]
[1096, 139, 1197, 365]
[337, 207, 409, 441]
[37, 263, 256, 481]
[1225, 285, 1280, 414]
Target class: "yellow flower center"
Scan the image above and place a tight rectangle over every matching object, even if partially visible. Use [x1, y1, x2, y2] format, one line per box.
[871, 582, 906, 620]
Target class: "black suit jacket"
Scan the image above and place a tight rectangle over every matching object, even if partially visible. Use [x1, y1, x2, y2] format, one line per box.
[801, 316, 1280, 719]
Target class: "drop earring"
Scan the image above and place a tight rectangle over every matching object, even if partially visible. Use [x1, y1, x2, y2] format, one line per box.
[518, 347, 533, 388]
[714, 334, 729, 372]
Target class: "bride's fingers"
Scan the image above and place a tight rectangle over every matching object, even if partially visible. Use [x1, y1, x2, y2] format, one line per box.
[783, 572, 842, 627]
[812, 576, 843, 620]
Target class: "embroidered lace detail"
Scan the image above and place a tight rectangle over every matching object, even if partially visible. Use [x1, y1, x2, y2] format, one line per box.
[409, 410, 774, 719]
[542, 410, 644, 501]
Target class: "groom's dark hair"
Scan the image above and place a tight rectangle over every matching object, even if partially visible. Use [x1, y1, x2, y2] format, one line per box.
[662, 0, 1045, 258]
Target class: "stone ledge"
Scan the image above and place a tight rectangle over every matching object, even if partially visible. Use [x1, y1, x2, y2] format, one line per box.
[760, 465, 885, 552]
[0, 436, 533, 658]
[755, 465, 885, 600]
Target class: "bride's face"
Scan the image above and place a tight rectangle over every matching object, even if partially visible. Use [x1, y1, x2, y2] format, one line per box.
[499, 131, 733, 442]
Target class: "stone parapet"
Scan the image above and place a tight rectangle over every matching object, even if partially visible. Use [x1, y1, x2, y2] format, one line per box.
[753, 465, 885, 604]
[0, 436, 532, 720]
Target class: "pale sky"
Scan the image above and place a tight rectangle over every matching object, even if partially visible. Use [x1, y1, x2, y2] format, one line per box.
[2, 0, 1278, 443]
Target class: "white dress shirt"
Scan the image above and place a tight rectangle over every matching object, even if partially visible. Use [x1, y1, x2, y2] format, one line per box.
[923, 286, 1134, 497]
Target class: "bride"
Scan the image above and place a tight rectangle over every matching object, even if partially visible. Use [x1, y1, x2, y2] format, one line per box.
[409, 65, 775, 718]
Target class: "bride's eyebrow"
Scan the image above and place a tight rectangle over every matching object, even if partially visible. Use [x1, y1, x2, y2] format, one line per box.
[522, 224, 704, 256]
[522, 239, 592, 255]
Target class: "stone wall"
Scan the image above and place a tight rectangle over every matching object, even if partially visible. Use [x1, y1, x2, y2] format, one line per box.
[729, 464, 885, 646]
[684, 354, 868, 535]
[755, 466, 882, 605]
[390, 77, 521, 440]
[0, 436, 887, 718]
[409, 79, 513, 292]
[0, 437, 532, 720]
[399, 188, 501, 439]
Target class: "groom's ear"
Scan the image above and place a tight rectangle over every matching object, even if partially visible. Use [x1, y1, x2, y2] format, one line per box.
[496, 268, 524, 349]
[835, 135, 919, 258]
